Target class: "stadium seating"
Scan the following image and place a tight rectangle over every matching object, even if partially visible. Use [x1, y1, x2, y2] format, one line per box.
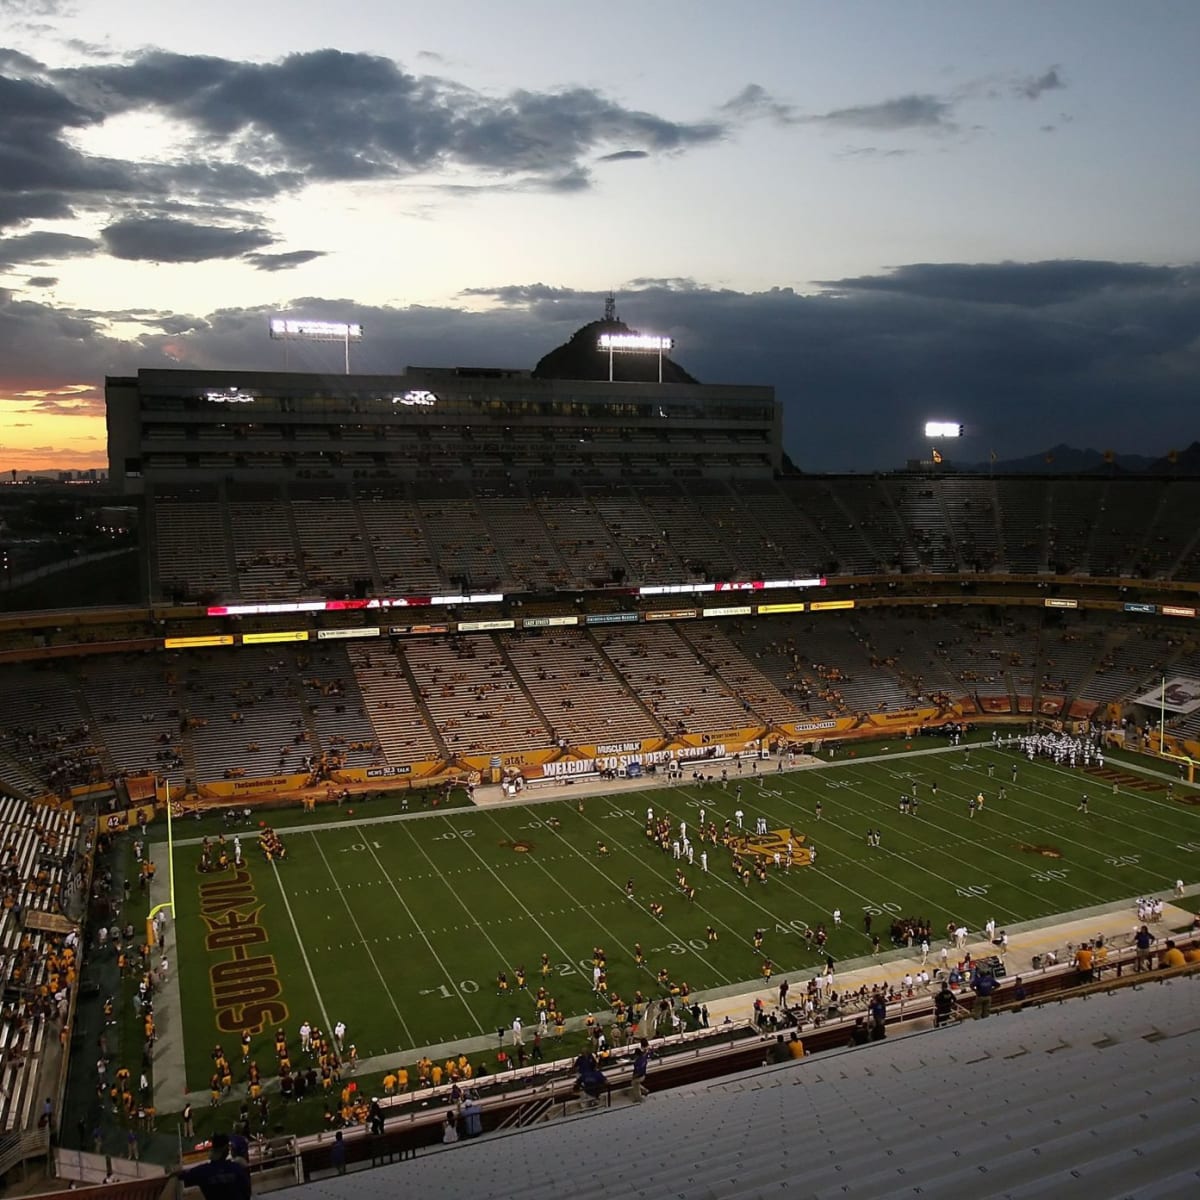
[500, 629, 661, 746]
[348, 643, 445, 764]
[0, 792, 83, 1136]
[402, 635, 550, 755]
[733, 615, 914, 716]
[4, 602, 1197, 796]
[79, 655, 188, 788]
[595, 623, 758, 734]
[0, 671, 104, 796]
[295, 973, 1200, 1200]
[149, 485, 233, 601]
[142, 477, 1200, 603]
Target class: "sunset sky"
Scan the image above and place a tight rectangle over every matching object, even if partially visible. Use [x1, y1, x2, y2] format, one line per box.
[1, 0, 1199, 472]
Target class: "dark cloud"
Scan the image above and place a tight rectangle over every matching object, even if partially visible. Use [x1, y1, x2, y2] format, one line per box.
[0, 229, 96, 268]
[0, 45, 729, 246]
[55, 49, 723, 189]
[100, 216, 274, 263]
[0, 67, 144, 230]
[0, 1, 72, 15]
[820, 260, 1185, 308]
[812, 94, 956, 132]
[720, 83, 797, 123]
[836, 146, 912, 159]
[24, 275, 56, 287]
[6, 261, 1200, 474]
[243, 249, 326, 272]
[597, 150, 650, 163]
[1016, 66, 1065, 100]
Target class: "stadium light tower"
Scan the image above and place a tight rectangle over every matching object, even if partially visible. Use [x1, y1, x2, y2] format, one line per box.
[924, 420, 963, 468]
[598, 332, 675, 383]
[269, 317, 364, 374]
[924, 421, 964, 439]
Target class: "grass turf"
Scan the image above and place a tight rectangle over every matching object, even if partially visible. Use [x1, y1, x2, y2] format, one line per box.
[164, 742, 1200, 1120]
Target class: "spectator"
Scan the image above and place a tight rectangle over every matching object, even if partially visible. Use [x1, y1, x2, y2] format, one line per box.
[173, 1132, 250, 1200]
[1074, 942, 1095, 984]
[973, 968, 998, 1018]
[1160, 940, 1186, 969]
[934, 982, 954, 1027]
[630, 1038, 650, 1103]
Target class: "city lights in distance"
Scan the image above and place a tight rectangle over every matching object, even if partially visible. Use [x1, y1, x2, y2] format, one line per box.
[269, 318, 364, 341]
[924, 421, 963, 438]
[598, 333, 674, 352]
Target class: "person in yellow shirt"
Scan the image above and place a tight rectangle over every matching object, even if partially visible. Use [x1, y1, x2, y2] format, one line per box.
[430, 1064, 443, 1087]
[1161, 940, 1186, 968]
[383, 1072, 396, 1095]
[1074, 943, 1094, 983]
[397, 1067, 409, 1091]
[787, 1033, 805, 1059]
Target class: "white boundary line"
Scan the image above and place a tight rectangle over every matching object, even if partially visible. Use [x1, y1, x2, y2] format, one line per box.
[269, 855, 334, 1036]
[432, 816, 600, 993]
[309, 833, 414, 1048]
[355, 828, 487, 1037]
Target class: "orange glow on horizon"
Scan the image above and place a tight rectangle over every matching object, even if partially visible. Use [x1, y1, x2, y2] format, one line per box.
[0, 378, 108, 473]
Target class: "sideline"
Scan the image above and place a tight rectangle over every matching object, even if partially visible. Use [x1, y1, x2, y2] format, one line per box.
[146, 869, 188, 1108]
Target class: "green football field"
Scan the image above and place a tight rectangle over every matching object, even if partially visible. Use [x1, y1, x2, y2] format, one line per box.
[167, 743, 1200, 1093]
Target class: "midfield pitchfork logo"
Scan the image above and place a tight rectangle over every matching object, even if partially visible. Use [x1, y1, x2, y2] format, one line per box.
[733, 827, 813, 865]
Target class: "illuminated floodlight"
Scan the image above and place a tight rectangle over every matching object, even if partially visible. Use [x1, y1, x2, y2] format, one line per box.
[393, 390, 438, 407]
[597, 330, 675, 382]
[924, 421, 963, 438]
[269, 318, 364, 341]
[599, 333, 674, 352]
[269, 316, 364, 374]
[204, 388, 255, 403]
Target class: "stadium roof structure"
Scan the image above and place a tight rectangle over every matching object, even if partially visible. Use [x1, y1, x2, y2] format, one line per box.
[533, 318, 699, 385]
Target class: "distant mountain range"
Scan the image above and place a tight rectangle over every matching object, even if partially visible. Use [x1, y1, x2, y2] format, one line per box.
[957, 441, 1200, 475]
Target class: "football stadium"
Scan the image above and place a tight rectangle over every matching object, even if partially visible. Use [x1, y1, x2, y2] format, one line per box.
[3, 316, 1200, 1199]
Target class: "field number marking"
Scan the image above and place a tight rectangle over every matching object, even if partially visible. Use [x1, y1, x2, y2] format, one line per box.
[421, 979, 480, 998]
[1031, 868, 1069, 883]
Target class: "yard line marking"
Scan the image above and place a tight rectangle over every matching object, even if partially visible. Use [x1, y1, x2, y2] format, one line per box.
[766, 776, 1083, 930]
[666, 784, 943, 948]
[269, 856, 333, 1036]
[998, 753, 1200, 849]
[482, 806, 734, 987]
[435, 814, 596, 996]
[353, 825, 487, 1037]
[868, 767, 1149, 902]
[310, 833, 415, 1047]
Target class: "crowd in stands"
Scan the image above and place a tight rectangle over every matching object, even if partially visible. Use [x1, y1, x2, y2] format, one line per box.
[2, 605, 1199, 800]
[0, 794, 89, 1135]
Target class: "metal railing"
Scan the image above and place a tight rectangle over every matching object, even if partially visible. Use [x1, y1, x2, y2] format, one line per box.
[0, 1126, 49, 1179]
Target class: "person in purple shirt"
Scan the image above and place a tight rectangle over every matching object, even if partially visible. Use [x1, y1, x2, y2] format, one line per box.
[173, 1133, 251, 1200]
